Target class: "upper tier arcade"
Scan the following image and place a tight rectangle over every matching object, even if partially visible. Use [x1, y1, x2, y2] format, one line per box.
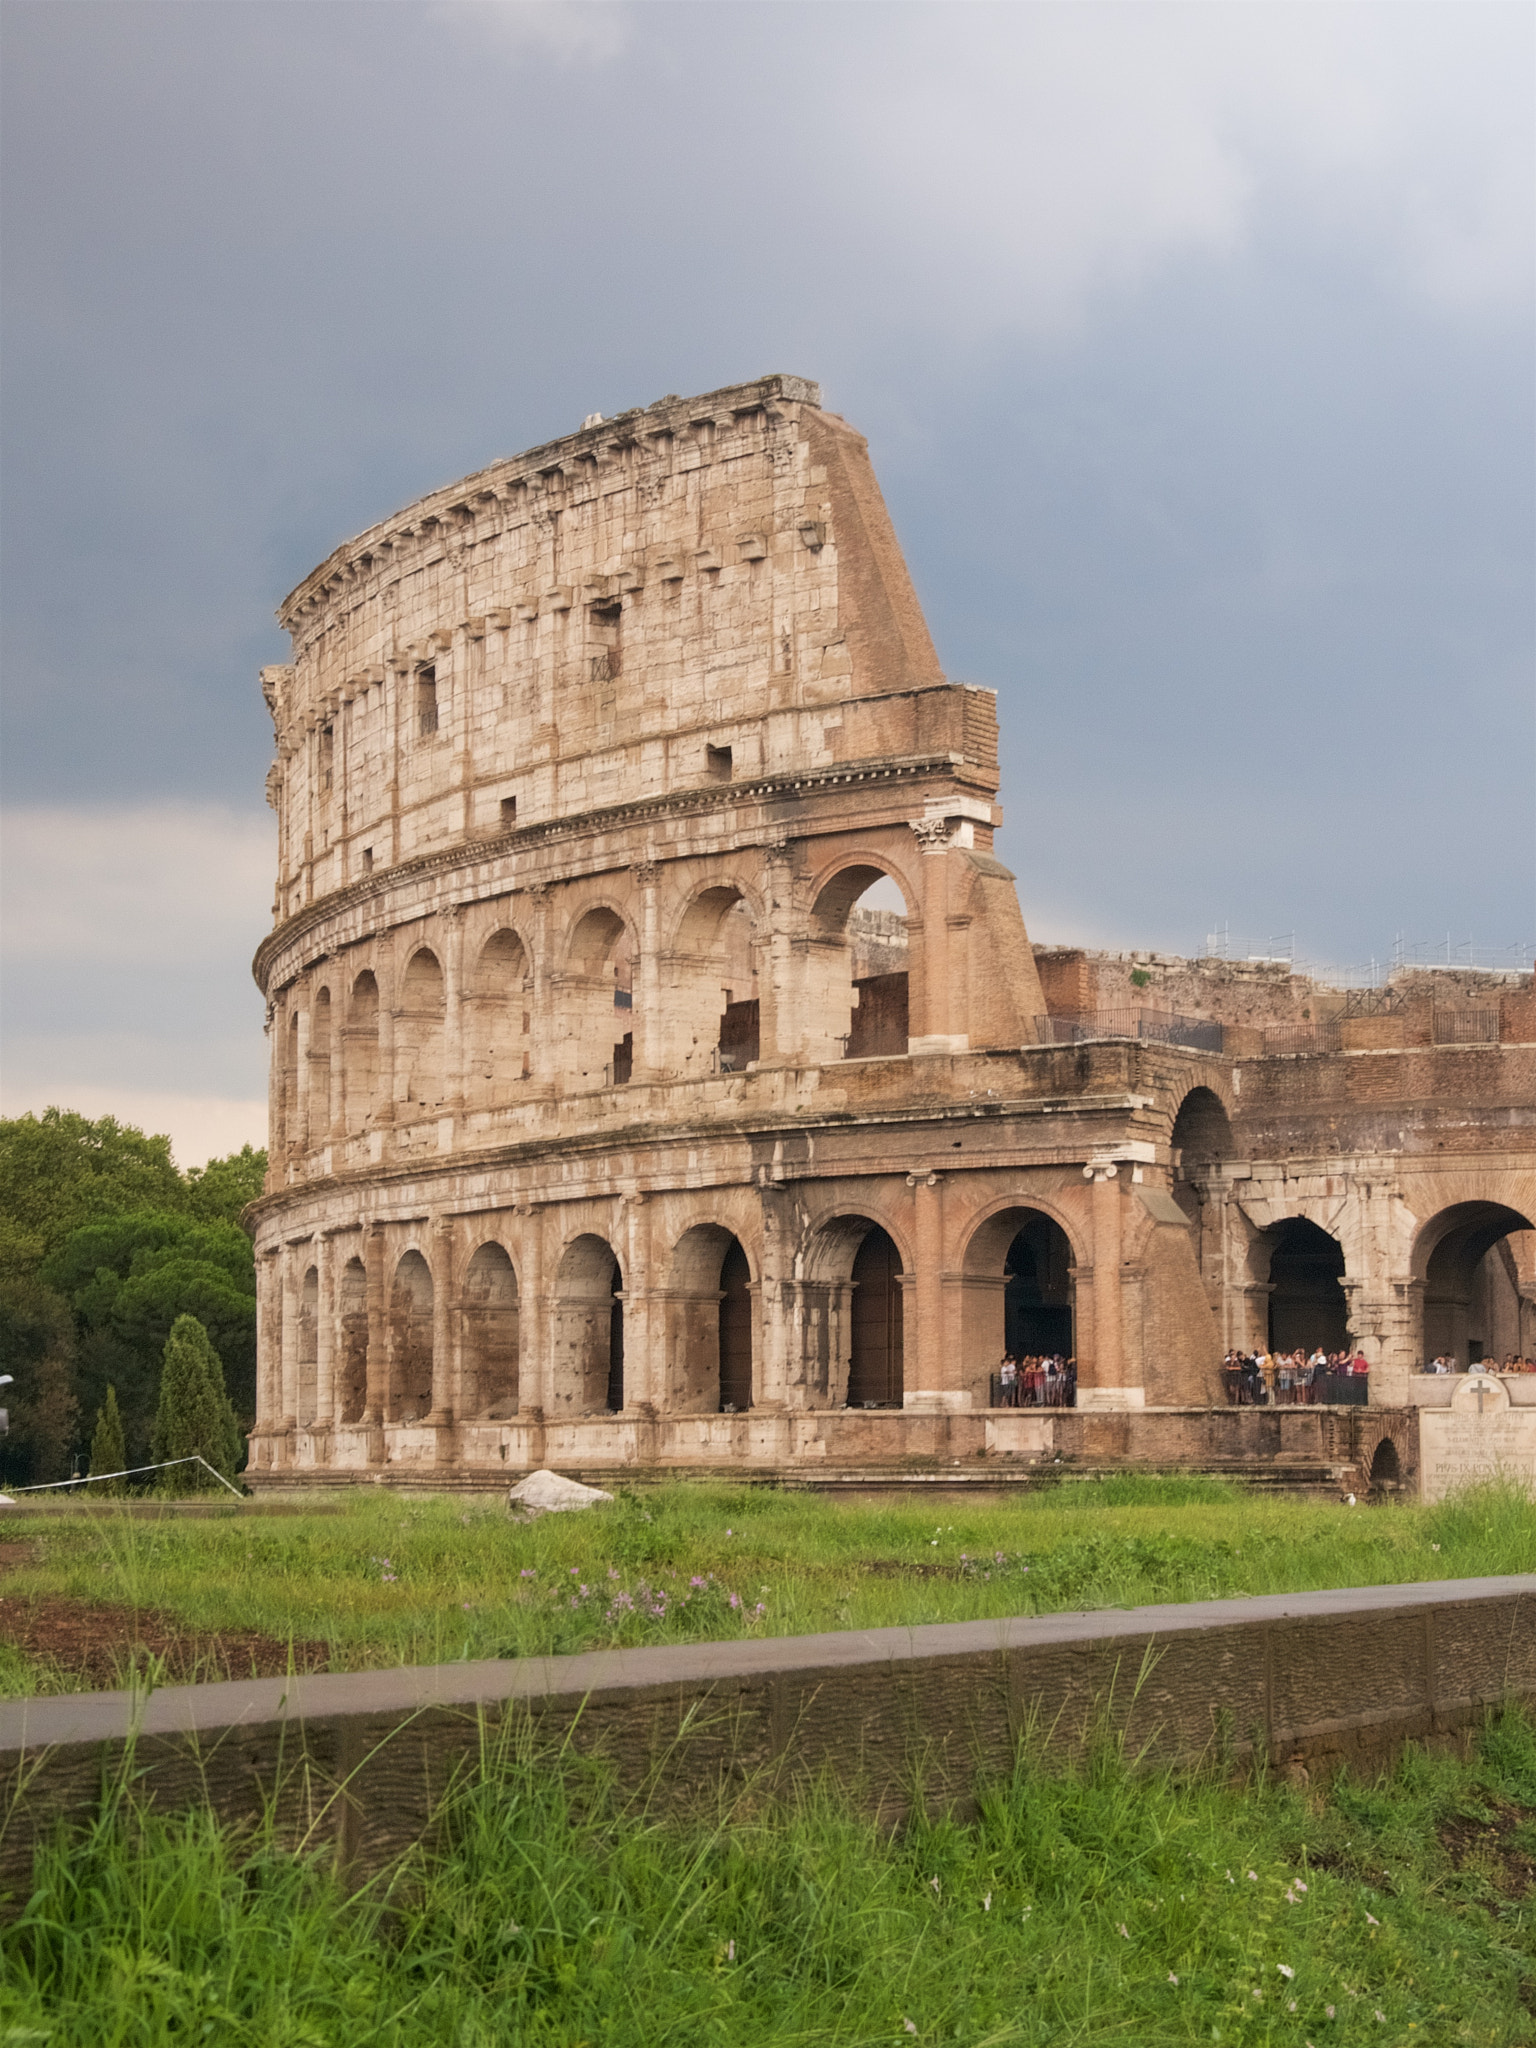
[261, 374, 984, 914]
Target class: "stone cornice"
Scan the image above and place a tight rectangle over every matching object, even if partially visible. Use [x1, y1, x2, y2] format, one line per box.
[277, 373, 822, 635]
[251, 748, 990, 990]
[241, 1079, 1173, 1230]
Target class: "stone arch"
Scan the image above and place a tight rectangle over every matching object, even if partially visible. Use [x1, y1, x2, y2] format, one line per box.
[660, 884, 762, 1077]
[283, 1010, 301, 1153]
[387, 1248, 434, 1420]
[337, 1255, 368, 1424]
[1169, 1084, 1234, 1238]
[297, 1264, 319, 1423]
[461, 1241, 519, 1417]
[793, 1211, 909, 1408]
[1369, 1435, 1402, 1490]
[398, 947, 445, 1116]
[802, 860, 915, 1064]
[1262, 1217, 1350, 1357]
[310, 988, 333, 1143]
[551, 1233, 624, 1415]
[466, 927, 531, 1108]
[663, 1223, 756, 1412]
[959, 1204, 1077, 1405]
[1413, 1199, 1536, 1367]
[345, 971, 379, 1130]
[560, 906, 635, 1088]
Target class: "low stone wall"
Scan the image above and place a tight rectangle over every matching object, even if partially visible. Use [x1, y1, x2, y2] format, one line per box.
[249, 1403, 1418, 1495]
[1, 1576, 1530, 1902]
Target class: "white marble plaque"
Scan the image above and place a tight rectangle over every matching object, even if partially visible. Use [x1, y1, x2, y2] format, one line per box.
[1419, 1372, 1536, 1503]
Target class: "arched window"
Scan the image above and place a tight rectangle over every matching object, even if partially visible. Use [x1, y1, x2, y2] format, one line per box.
[388, 1249, 434, 1420]
[345, 971, 379, 1131]
[551, 1235, 623, 1414]
[663, 889, 759, 1077]
[564, 909, 633, 1088]
[337, 1257, 368, 1424]
[1418, 1201, 1536, 1367]
[466, 929, 531, 1108]
[1266, 1219, 1348, 1355]
[848, 1226, 904, 1406]
[665, 1225, 754, 1412]
[398, 949, 445, 1115]
[462, 1243, 519, 1417]
[809, 868, 910, 1063]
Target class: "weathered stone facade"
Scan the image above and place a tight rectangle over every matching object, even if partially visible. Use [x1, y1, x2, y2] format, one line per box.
[246, 375, 1536, 1487]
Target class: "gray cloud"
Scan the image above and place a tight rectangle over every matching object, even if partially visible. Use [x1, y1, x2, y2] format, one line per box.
[2, 0, 1531, 1153]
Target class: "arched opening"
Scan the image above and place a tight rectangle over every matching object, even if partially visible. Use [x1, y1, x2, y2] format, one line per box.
[1170, 1086, 1232, 1232]
[398, 949, 445, 1116]
[283, 1011, 301, 1152]
[461, 1242, 519, 1417]
[808, 868, 910, 1063]
[1265, 1218, 1348, 1355]
[1369, 1437, 1402, 1490]
[297, 1265, 319, 1423]
[388, 1249, 435, 1421]
[563, 908, 634, 1088]
[466, 928, 531, 1108]
[1418, 1201, 1536, 1367]
[663, 888, 759, 1077]
[848, 1225, 904, 1407]
[345, 971, 379, 1131]
[551, 1234, 624, 1415]
[665, 1225, 754, 1411]
[720, 1240, 753, 1411]
[959, 1206, 1076, 1406]
[310, 988, 333, 1141]
[337, 1256, 368, 1424]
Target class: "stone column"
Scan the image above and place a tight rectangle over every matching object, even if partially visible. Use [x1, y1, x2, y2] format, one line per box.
[441, 907, 466, 1115]
[374, 934, 397, 1129]
[629, 863, 662, 1082]
[755, 843, 796, 1064]
[904, 1171, 962, 1410]
[278, 1252, 299, 1439]
[520, 1207, 549, 1425]
[364, 1222, 388, 1428]
[428, 1216, 457, 1424]
[754, 1182, 794, 1410]
[1078, 1164, 1140, 1409]
[908, 824, 967, 1054]
[315, 1234, 336, 1428]
[523, 886, 553, 1091]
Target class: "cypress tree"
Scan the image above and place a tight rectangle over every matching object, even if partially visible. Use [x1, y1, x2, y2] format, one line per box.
[152, 1315, 239, 1492]
[88, 1384, 127, 1495]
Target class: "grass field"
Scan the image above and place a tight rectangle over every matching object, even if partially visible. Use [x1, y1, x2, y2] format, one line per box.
[3, 1696, 1533, 2044]
[1, 1473, 1532, 1693]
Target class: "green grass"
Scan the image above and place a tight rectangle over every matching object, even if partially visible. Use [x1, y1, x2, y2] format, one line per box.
[1, 1475, 1532, 1693]
[3, 1700, 1533, 2044]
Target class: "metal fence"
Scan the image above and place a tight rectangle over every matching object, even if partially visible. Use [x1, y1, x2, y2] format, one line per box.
[1034, 1011, 1224, 1054]
[1432, 1007, 1500, 1046]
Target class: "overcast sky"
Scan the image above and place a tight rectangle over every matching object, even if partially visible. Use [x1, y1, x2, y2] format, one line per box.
[2, 0, 1532, 1164]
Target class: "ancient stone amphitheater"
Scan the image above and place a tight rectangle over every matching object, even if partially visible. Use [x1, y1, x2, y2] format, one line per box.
[246, 374, 1535, 1490]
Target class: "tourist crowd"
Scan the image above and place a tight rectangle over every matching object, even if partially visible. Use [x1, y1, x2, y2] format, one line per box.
[1222, 1349, 1369, 1406]
[992, 1355, 1077, 1408]
[1425, 1354, 1536, 1374]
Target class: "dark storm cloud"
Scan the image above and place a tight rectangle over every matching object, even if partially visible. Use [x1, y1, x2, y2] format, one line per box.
[1, 0, 1531, 1155]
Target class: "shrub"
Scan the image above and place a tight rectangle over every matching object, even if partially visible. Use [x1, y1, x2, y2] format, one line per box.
[151, 1316, 242, 1492]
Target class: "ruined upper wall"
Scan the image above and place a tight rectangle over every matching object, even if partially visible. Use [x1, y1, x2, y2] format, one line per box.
[261, 376, 967, 908]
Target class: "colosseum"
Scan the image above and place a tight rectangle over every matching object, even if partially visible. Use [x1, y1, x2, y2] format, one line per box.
[245, 373, 1536, 1493]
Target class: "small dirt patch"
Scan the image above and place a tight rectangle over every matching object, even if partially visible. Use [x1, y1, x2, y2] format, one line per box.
[1438, 1805, 1536, 1900]
[0, 1543, 40, 1572]
[0, 1595, 330, 1691]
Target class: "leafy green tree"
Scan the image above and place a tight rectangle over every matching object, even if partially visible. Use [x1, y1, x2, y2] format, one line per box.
[88, 1385, 128, 1495]
[184, 1145, 267, 1227]
[0, 1276, 80, 1487]
[152, 1317, 242, 1492]
[0, 1110, 185, 1276]
[41, 1212, 257, 1426]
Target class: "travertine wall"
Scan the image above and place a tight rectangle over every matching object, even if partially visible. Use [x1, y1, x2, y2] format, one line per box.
[246, 376, 1535, 1485]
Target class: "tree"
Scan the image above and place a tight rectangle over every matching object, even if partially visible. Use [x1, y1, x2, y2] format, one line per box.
[184, 1145, 268, 1227]
[0, 1110, 185, 1276]
[0, 1276, 79, 1487]
[88, 1385, 127, 1495]
[152, 1316, 242, 1492]
[41, 1212, 257, 1432]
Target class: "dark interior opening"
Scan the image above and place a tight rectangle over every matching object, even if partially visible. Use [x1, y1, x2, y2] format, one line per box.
[719, 1240, 753, 1410]
[846, 972, 909, 1058]
[1004, 1219, 1074, 1356]
[706, 743, 733, 781]
[1267, 1218, 1349, 1353]
[606, 1291, 624, 1412]
[718, 998, 760, 1070]
[848, 1226, 904, 1406]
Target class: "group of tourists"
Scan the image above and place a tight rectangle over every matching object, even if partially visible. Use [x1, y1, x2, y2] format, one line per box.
[993, 1355, 1077, 1407]
[1425, 1354, 1536, 1374]
[1222, 1349, 1370, 1406]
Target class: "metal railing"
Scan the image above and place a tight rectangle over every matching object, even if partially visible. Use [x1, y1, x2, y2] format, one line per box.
[1035, 1011, 1224, 1053]
[1432, 1006, 1500, 1046]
